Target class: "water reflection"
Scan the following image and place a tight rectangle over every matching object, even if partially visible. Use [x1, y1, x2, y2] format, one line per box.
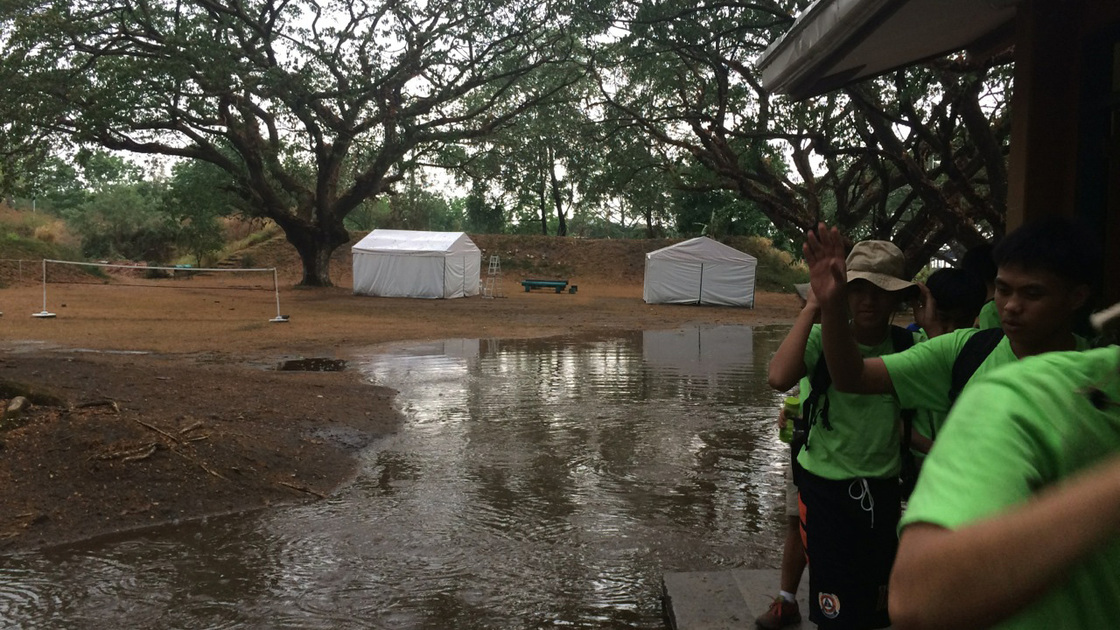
[0, 325, 792, 629]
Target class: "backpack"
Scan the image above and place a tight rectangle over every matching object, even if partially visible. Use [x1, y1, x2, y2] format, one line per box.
[947, 328, 1005, 407]
[793, 326, 916, 486]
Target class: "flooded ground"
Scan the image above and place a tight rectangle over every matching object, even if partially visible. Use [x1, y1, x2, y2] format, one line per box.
[0, 325, 792, 629]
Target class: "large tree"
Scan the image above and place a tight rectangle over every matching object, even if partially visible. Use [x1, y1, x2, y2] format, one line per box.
[1, 0, 585, 285]
[597, 0, 1012, 272]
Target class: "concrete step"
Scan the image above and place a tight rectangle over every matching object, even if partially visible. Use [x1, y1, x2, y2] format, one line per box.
[662, 569, 809, 630]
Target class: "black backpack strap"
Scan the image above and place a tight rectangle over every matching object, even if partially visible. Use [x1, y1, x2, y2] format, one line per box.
[889, 324, 916, 353]
[948, 328, 1005, 405]
[889, 325, 921, 497]
[801, 352, 832, 436]
[790, 350, 830, 485]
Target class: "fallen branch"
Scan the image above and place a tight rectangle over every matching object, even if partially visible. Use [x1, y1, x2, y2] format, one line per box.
[92, 442, 159, 462]
[179, 420, 205, 435]
[279, 481, 327, 499]
[167, 447, 227, 480]
[75, 399, 119, 413]
[121, 443, 159, 462]
[135, 419, 180, 444]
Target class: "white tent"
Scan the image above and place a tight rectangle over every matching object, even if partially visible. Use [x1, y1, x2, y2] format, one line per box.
[643, 237, 757, 307]
[352, 229, 481, 299]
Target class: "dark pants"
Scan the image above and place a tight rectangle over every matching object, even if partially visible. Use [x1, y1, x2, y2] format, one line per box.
[798, 470, 901, 630]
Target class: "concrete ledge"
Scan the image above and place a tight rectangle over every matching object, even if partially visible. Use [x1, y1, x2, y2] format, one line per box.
[662, 569, 808, 630]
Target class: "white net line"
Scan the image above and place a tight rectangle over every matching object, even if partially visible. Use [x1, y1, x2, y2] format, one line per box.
[44, 259, 278, 274]
[38, 259, 285, 321]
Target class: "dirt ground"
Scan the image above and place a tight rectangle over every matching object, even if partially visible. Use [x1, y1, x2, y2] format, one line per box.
[0, 235, 802, 553]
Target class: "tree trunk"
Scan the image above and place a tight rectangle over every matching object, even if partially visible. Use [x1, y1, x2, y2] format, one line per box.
[548, 147, 567, 237]
[537, 168, 549, 235]
[297, 244, 335, 287]
[283, 220, 351, 287]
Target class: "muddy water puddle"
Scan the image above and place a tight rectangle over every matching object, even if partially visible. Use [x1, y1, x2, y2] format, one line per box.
[0, 325, 791, 629]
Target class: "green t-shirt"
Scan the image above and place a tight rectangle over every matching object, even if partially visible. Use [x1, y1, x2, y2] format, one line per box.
[901, 346, 1120, 629]
[883, 329, 1091, 415]
[977, 299, 1000, 329]
[909, 408, 943, 466]
[797, 324, 916, 480]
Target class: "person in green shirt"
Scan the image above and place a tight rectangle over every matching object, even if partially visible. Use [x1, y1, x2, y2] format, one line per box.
[905, 268, 986, 465]
[803, 216, 1097, 416]
[888, 343, 1120, 630]
[767, 240, 919, 630]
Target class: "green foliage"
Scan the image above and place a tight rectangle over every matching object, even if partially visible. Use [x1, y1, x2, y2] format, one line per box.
[163, 159, 239, 266]
[724, 235, 809, 293]
[0, 230, 68, 260]
[28, 157, 90, 214]
[377, 186, 461, 231]
[463, 181, 505, 234]
[672, 189, 801, 256]
[0, 0, 592, 285]
[62, 182, 178, 262]
[0, 213, 88, 287]
[343, 198, 388, 232]
[596, 0, 1010, 275]
[73, 149, 141, 191]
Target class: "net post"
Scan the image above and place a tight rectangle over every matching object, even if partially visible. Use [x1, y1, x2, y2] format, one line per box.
[269, 267, 288, 322]
[33, 258, 56, 318]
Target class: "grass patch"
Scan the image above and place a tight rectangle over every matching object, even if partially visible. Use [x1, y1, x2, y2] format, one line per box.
[0, 231, 83, 261]
[216, 222, 283, 261]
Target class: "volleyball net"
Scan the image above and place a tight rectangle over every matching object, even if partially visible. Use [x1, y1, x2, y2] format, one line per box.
[32, 259, 289, 322]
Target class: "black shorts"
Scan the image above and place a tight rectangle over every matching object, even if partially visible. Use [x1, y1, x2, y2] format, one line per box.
[798, 470, 901, 629]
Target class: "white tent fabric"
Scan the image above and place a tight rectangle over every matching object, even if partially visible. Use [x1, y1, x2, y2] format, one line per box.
[643, 326, 755, 379]
[352, 229, 481, 299]
[643, 237, 757, 307]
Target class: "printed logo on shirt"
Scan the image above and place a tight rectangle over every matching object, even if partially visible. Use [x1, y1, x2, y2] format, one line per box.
[819, 592, 841, 619]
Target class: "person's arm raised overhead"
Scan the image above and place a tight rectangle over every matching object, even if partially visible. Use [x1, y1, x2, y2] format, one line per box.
[768, 288, 819, 391]
[803, 224, 895, 394]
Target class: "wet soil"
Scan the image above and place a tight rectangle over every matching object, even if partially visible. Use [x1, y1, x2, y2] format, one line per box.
[0, 234, 802, 553]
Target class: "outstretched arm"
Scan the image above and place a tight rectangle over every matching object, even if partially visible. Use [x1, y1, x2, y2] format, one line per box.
[889, 454, 1120, 630]
[803, 224, 894, 394]
[768, 288, 819, 391]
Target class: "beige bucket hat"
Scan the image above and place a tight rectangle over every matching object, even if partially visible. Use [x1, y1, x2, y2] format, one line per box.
[845, 240, 916, 293]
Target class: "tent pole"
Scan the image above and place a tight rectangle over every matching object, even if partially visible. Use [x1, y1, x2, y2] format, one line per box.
[697, 263, 704, 304]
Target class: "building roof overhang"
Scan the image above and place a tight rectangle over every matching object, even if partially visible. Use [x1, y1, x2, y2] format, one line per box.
[757, 0, 1020, 99]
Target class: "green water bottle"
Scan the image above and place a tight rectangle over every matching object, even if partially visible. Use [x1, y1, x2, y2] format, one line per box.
[780, 396, 799, 443]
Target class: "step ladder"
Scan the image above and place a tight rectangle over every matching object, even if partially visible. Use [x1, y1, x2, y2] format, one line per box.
[483, 255, 504, 298]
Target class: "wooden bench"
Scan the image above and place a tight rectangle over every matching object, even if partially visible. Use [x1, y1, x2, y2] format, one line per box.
[521, 279, 578, 294]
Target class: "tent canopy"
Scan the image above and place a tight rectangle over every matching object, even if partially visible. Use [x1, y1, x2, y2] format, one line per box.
[352, 229, 478, 255]
[643, 237, 757, 307]
[352, 229, 481, 299]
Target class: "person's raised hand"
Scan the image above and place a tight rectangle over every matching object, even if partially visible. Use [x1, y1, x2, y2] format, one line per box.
[803, 223, 847, 308]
